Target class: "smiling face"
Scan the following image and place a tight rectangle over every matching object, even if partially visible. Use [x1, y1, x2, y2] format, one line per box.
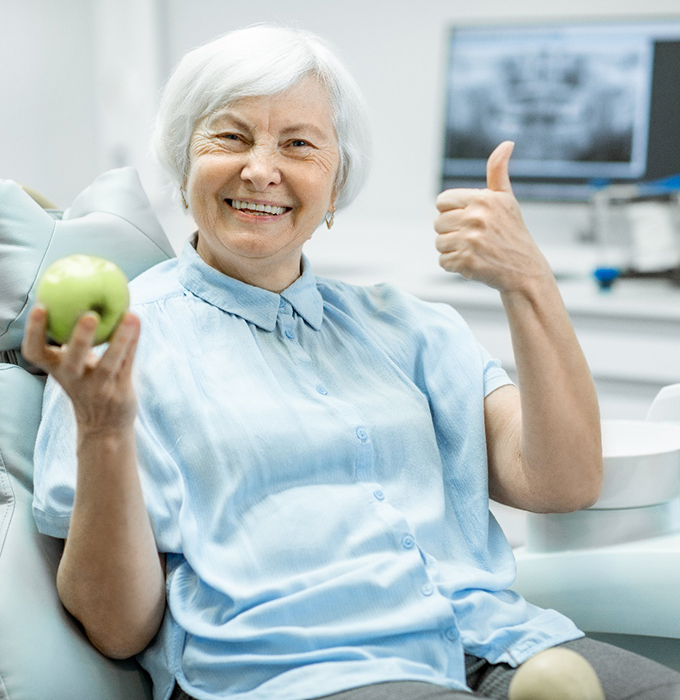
[185, 75, 340, 292]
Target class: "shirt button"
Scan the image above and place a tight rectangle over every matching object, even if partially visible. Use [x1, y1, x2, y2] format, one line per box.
[356, 428, 368, 442]
[316, 385, 328, 395]
[373, 489, 385, 501]
[421, 583, 434, 597]
[401, 535, 415, 550]
[445, 627, 459, 642]
[285, 330, 295, 340]
[279, 298, 286, 309]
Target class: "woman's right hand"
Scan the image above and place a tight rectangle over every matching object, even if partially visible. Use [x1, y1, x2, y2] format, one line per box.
[21, 305, 141, 434]
[24, 305, 165, 658]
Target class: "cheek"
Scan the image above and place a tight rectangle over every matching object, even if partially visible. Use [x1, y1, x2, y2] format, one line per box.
[187, 153, 234, 195]
[299, 167, 337, 208]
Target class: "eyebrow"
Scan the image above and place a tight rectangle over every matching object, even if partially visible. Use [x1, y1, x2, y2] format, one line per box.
[280, 123, 329, 140]
[205, 112, 250, 131]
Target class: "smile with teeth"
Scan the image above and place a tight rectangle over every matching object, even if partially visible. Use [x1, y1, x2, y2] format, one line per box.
[228, 199, 290, 216]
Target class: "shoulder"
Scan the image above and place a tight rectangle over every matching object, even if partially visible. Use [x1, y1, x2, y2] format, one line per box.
[128, 257, 183, 309]
[316, 276, 470, 334]
[315, 278, 484, 375]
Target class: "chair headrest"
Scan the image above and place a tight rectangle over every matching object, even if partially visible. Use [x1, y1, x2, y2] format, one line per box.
[0, 167, 176, 353]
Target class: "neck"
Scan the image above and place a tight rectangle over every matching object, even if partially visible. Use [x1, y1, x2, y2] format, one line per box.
[194, 234, 303, 292]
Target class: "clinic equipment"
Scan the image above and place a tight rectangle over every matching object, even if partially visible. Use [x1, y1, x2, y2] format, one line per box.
[441, 19, 680, 202]
[513, 384, 680, 672]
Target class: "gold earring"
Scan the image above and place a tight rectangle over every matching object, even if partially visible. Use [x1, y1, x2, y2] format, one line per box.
[325, 211, 335, 230]
[180, 189, 189, 209]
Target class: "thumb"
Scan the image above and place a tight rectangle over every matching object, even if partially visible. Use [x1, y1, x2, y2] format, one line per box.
[486, 141, 515, 193]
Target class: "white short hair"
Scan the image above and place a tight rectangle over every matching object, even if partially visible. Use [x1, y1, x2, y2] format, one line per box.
[151, 24, 372, 210]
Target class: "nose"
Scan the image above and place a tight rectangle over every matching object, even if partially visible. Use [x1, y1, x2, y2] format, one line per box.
[240, 146, 282, 191]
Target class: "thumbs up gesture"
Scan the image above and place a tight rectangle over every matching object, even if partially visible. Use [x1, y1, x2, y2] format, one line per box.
[434, 141, 552, 294]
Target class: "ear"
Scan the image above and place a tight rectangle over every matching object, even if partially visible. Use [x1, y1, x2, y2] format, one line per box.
[181, 172, 191, 210]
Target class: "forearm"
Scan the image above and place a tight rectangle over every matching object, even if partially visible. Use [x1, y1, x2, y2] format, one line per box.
[500, 274, 602, 510]
[435, 142, 602, 511]
[57, 424, 166, 659]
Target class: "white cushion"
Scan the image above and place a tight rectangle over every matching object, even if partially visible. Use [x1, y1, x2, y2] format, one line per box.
[0, 167, 175, 353]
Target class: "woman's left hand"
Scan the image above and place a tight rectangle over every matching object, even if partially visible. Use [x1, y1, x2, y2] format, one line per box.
[433, 142, 602, 513]
[434, 141, 552, 294]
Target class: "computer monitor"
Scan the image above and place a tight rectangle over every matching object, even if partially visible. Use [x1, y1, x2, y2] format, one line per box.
[441, 18, 680, 200]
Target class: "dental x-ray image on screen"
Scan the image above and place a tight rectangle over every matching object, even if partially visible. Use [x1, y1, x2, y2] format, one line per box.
[441, 20, 680, 200]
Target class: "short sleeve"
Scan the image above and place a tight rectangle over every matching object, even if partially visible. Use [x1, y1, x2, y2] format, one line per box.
[478, 342, 515, 398]
[407, 291, 515, 401]
[323, 280, 515, 406]
[32, 369, 184, 553]
[132, 397, 184, 553]
[32, 376, 78, 539]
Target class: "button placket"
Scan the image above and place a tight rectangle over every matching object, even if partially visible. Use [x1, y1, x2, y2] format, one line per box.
[401, 534, 415, 550]
[277, 303, 296, 342]
[445, 627, 459, 642]
[420, 583, 434, 597]
[354, 424, 373, 481]
[275, 313, 336, 404]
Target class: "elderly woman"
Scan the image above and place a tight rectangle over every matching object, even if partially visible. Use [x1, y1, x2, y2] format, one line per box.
[23, 24, 680, 700]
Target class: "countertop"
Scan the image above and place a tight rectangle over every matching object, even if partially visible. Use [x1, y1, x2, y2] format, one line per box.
[304, 217, 680, 323]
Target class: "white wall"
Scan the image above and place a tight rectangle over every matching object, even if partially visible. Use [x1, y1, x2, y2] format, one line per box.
[161, 0, 680, 251]
[1, 0, 98, 206]
[3, 0, 680, 246]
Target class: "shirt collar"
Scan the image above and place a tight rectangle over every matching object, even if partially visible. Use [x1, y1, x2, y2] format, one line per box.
[177, 235, 324, 331]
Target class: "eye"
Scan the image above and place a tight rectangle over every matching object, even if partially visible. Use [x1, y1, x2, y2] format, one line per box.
[215, 132, 249, 151]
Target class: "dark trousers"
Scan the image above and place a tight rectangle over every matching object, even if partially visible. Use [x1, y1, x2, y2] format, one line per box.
[170, 636, 680, 700]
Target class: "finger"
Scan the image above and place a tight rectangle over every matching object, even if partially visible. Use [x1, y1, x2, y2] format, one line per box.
[118, 315, 141, 382]
[434, 231, 464, 254]
[21, 305, 59, 369]
[435, 188, 480, 213]
[438, 250, 470, 276]
[434, 209, 467, 235]
[486, 141, 515, 194]
[96, 312, 140, 379]
[60, 313, 100, 376]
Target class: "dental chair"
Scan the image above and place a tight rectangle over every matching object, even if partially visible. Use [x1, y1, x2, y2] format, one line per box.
[513, 386, 680, 673]
[0, 168, 175, 699]
[3, 168, 679, 698]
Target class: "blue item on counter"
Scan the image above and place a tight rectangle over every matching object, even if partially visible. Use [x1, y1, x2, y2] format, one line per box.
[594, 267, 621, 292]
[637, 174, 680, 197]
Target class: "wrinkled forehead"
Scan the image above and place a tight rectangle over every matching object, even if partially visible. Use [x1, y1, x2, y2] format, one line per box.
[197, 75, 337, 138]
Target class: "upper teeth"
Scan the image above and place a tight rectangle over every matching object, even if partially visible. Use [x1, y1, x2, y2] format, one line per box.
[231, 199, 287, 215]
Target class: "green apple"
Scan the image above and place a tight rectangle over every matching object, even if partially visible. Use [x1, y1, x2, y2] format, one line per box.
[36, 254, 130, 346]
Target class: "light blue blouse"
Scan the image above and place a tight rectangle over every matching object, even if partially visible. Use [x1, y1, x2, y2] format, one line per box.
[33, 237, 582, 700]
